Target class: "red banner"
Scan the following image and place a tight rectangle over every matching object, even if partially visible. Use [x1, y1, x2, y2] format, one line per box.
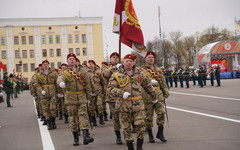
[211, 60, 226, 72]
[0, 61, 7, 71]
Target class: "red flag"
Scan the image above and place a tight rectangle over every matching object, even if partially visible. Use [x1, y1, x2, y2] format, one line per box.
[113, 0, 147, 57]
[0, 61, 7, 71]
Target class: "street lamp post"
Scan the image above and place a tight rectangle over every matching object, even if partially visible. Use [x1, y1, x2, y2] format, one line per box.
[18, 48, 23, 79]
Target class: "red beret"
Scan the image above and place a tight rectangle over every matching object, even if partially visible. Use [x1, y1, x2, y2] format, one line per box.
[124, 54, 135, 61]
[58, 66, 62, 69]
[42, 59, 49, 64]
[61, 63, 67, 67]
[145, 51, 155, 58]
[67, 53, 77, 60]
[54, 68, 58, 72]
[76, 58, 80, 62]
[101, 62, 108, 66]
[38, 64, 42, 67]
[110, 52, 119, 58]
[88, 60, 96, 65]
[35, 67, 39, 71]
[82, 63, 88, 67]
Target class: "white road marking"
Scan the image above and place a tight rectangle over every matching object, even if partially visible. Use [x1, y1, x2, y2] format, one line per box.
[33, 99, 55, 150]
[170, 91, 240, 101]
[167, 106, 240, 124]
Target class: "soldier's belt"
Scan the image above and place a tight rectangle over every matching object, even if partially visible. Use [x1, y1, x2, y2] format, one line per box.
[41, 84, 54, 87]
[155, 87, 160, 90]
[165, 75, 170, 77]
[94, 84, 100, 86]
[183, 75, 189, 76]
[66, 90, 85, 94]
[119, 95, 142, 100]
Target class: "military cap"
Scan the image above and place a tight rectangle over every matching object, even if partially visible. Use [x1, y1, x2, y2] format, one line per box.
[4, 72, 8, 75]
[38, 64, 42, 67]
[88, 60, 96, 65]
[76, 58, 80, 62]
[82, 63, 88, 67]
[124, 54, 135, 61]
[67, 53, 77, 60]
[54, 68, 58, 72]
[42, 59, 49, 64]
[61, 63, 68, 67]
[58, 66, 62, 69]
[35, 67, 39, 71]
[101, 62, 108, 66]
[145, 51, 155, 58]
[9, 74, 14, 77]
[110, 52, 119, 58]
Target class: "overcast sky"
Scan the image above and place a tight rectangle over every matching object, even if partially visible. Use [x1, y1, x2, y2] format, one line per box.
[1, 0, 240, 59]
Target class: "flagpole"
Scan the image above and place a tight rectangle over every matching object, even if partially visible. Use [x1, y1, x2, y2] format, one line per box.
[118, 0, 122, 63]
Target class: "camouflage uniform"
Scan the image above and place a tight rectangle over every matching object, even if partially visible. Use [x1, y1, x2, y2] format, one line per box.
[108, 66, 156, 143]
[57, 66, 93, 132]
[30, 73, 41, 118]
[142, 65, 169, 142]
[35, 68, 59, 129]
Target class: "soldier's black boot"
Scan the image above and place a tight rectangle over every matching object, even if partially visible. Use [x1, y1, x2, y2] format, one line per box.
[104, 111, 108, 121]
[40, 114, 44, 121]
[64, 114, 69, 123]
[83, 129, 94, 145]
[127, 141, 134, 150]
[132, 121, 136, 133]
[99, 114, 105, 125]
[72, 132, 79, 146]
[96, 109, 99, 118]
[37, 111, 41, 118]
[110, 112, 112, 119]
[156, 125, 167, 142]
[59, 112, 63, 120]
[42, 116, 47, 125]
[115, 130, 123, 145]
[52, 117, 57, 129]
[137, 139, 144, 150]
[47, 119, 52, 130]
[77, 128, 81, 136]
[147, 128, 155, 143]
[91, 116, 97, 126]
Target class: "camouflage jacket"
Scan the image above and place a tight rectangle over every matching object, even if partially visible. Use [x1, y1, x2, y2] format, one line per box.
[141, 65, 169, 103]
[30, 74, 38, 97]
[88, 67, 103, 95]
[35, 68, 60, 99]
[57, 66, 93, 105]
[108, 66, 156, 113]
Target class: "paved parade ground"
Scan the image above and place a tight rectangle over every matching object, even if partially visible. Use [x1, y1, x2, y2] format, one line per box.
[0, 79, 240, 150]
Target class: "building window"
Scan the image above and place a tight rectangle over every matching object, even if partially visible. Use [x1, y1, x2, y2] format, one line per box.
[68, 35, 72, 43]
[31, 63, 35, 72]
[22, 50, 27, 58]
[15, 50, 20, 58]
[49, 35, 53, 44]
[50, 62, 55, 69]
[23, 64, 28, 72]
[2, 51, 6, 59]
[50, 49, 54, 57]
[42, 49, 47, 57]
[29, 36, 34, 44]
[56, 35, 60, 43]
[75, 34, 79, 43]
[30, 50, 34, 58]
[76, 48, 80, 56]
[69, 48, 73, 54]
[83, 48, 87, 56]
[82, 34, 86, 43]
[57, 62, 61, 68]
[14, 36, 19, 44]
[42, 35, 46, 44]
[21, 36, 26, 44]
[16, 64, 21, 72]
[83, 61, 87, 64]
[56, 49, 61, 56]
[1, 37, 6, 45]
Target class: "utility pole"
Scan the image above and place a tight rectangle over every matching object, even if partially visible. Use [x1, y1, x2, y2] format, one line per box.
[158, 6, 162, 39]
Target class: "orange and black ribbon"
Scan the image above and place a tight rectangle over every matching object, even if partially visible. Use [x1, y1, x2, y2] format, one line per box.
[66, 68, 85, 87]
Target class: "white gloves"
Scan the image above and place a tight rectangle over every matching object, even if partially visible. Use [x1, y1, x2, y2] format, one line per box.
[151, 79, 158, 85]
[116, 63, 122, 69]
[59, 82, 66, 88]
[152, 99, 158, 104]
[61, 94, 64, 98]
[123, 92, 131, 99]
[58, 94, 62, 98]
[41, 90, 46, 95]
[0, 92, 3, 97]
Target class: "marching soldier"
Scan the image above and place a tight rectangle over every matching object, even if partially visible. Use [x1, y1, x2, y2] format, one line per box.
[198, 65, 204, 88]
[141, 51, 169, 143]
[209, 67, 214, 86]
[35, 59, 60, 130]
[178, 68, 184, 88]
[101, 61, 109, 121]
[57, 53, 94, 146]
[183, 67, 190, 88]
[102, 52, 123, 145]
[88, 60, 105, 125]
[215, 65, 221, 87]
[172, 68, 178, 88]
[169, 69, 173, 88]
[108, 54, 157, 150]
[4, 72, 13, 107]
[163, 67, 170, 89]
[202, 65, 207, 86]
[189, 66, 196, 86]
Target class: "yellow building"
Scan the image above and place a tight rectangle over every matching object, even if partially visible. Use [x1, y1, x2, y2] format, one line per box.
[0, 17, 104, 82]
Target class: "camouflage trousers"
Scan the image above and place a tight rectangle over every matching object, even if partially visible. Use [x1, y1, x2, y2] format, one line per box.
[145, 101, 165, 129]
[109, 102, 121, 131]
[120, 111, 146, 142]
[89, 95, 104, 116]
[41, 96, 57, 120]
[35, 98, 42, 114]
[57, 97, 67, 114]
[68, 103, 89, 132]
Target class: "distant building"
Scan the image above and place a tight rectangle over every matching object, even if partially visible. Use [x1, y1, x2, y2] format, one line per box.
[0, 17, 104, 81]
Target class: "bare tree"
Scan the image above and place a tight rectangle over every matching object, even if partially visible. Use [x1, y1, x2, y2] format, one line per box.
[182, 35, 195, 66]
[169, 31, 183, 68]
